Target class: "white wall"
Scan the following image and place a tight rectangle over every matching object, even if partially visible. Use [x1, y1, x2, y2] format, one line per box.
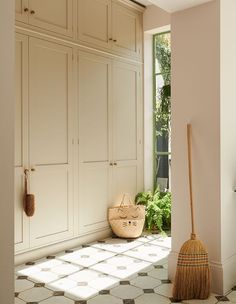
[220, 0, 236, 293]
[0, 0, 14, 303]
[143, 4, 170, 32]
[169, 0, 223, 293]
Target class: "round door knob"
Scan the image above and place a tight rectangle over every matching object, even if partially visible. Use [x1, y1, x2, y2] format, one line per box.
[30, 10, 35, 15]
[113, 39, 117, 42]
[109, 38, 113, 41]
[114, 162, 117, 166]
[31, 168, 36, 172]
[24, 7, 29, 12]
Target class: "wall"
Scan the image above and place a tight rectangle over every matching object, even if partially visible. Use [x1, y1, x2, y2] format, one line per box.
[169, 0, 223, 293]
[143, 4, 170, 32]
[220, 0, 236, 293]
[0, 0, 14, 303]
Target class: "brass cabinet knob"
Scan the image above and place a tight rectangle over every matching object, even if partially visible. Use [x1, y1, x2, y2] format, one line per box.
[109, 163, 113, 166]
[30, 10, 35, 15]
[31, 168, 36, 172]
[24, 7, 29, 12]
[113, 39, 117, 42]
[114, 162, 117, 166]
[109, 38, 113, 41]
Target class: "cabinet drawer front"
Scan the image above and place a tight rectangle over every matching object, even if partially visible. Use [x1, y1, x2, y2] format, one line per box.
[29, 0, 73, 37]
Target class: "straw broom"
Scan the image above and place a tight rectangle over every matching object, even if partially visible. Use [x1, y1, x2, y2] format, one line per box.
[172, 124, 210, 300]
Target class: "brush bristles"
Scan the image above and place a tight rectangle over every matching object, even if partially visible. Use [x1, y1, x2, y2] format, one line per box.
[172, 238, 211, 300]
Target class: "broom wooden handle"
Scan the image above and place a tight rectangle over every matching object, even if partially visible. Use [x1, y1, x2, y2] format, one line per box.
[187, 124, 196, 239]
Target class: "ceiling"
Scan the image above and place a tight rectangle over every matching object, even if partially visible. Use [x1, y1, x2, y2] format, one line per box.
[136, 0, 214, 12]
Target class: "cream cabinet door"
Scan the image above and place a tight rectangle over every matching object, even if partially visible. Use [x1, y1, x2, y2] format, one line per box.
[15, 33, 29, 252]
[112, 1, 142, 59]
[15, 0, 29, 23]
[29, 38, 74, 247]
[77, 0, 112, 49]
[111, 60, 143, 204]
[78, 51, 112, 233]
[28, 0, 73, 37]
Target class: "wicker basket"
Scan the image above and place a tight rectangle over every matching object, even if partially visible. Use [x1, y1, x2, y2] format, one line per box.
[108, 193, 145, 238]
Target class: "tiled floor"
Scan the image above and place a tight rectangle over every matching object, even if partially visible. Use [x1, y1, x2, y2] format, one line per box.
[15, 234, 236, 304]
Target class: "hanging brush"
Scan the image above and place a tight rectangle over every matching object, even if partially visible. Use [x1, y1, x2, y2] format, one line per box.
[23, 169, 35, 217]
[172, 124, 211, 300]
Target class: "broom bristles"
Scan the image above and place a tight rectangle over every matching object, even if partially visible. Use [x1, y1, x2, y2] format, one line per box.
[172, 236, 211, 300]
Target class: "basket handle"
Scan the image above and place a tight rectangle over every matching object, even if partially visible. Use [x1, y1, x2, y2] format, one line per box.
[120, 193, 133, 207]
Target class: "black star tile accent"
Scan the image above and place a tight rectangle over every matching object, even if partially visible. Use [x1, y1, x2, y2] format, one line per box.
[14, 292, 19, 297]
[99, 290, 110, 295]
[215, 295, 230, 301]
[143, 289, 154, 293]
[98, 240, 106, 243]
[169, 298, 182, 303]
[82, 244, 90, 248]
[17, 275, 28, 280]
[46, 256, 55, 259]
[34, 283, 45, 287]
[161, 279, 171, 284]
[232, 286, 236, 291]
[27, 302, 38, 304]
[65, 249, 74, 253]
[138, 272, 147, 276]
[154, 265, 164, 269]
[123, 300, 135, 304]
[25, 261, 35, 266]
[120, 281, 130, 285]
[127, 239, 134, 243]
[53, 291, 65, 296]
[75, 301, 87, 304]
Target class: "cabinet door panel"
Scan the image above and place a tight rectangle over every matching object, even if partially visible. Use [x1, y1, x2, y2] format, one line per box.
[30, 166, 73, 245]
[78, 0, 111, 49]
[29, 0, 73, 37]
[112, 61, 139, 161]
[15, 33, 29, 252]
[79, 163, 110, 232]
[29, 38, 74, 247]
[112, 2, 142, 59]
[15, 0, 28, 23]
[112, 163, 137, 204]
[78, 51, 111, 233]
[78, 52, 111, 162]
[111, 60, 143, 205]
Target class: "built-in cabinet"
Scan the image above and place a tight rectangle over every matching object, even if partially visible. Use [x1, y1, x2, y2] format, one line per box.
[15, 0, 144, 254]
[77, 0, 142, 59]
[15, 35, 75, 250]
[15, 0, 73, 37]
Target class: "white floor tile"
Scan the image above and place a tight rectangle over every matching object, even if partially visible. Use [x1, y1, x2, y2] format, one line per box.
[18, 287, 53, 302]
[88, 294, 123, 304]
[40, 296, 74, 304]
[15, 298, 25, 304]
[15, 278, 34, 292]
[135, 293, 171, 304]
[47, 277, 77, 291]
[110, 284, 143, 299]
[148, 268, 168, 280]
[131, 275, 161, 289]
[228, 291, 236, 303]
[65, 285, 98, 300]
[182, 294, 219, 304]
[154, 283, 173, 298]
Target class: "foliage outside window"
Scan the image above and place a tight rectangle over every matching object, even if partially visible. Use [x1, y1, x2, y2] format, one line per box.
[153, 32, 171, 190]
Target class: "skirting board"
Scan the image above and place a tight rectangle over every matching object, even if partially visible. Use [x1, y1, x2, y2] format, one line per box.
[168, 251, 225, 295]
[15, 228, 111, 266]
